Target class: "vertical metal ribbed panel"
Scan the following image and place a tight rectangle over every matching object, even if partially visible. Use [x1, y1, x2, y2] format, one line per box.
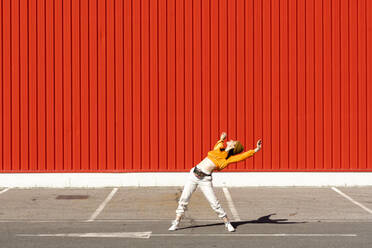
[0, 0, 371, 172]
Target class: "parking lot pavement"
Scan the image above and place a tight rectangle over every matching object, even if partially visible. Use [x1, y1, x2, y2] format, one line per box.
[228, 187, 372, 222]
[0, 187, 371, 248]
[0, 188, 10, 194]
[98, 187, 232, 221]
[0, 188, 113, 221]
[1, 219, 372, 248]
[0, 187, 371, 222]
[334, 187, 372, 213]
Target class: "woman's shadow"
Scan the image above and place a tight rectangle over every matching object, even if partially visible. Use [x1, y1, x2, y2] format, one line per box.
[177, 214, 306, 230]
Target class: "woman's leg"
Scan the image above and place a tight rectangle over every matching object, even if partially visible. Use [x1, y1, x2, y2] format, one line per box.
[169, 172, 198, 231]
[199, 179, 226, 218]
[175, 177, 198, 218]
[199, 179, 235, 232]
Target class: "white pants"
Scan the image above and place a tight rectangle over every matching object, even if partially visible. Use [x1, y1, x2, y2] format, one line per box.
[176, 167, 227, 219]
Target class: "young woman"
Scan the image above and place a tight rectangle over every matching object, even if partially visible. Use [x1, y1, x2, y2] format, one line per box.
[169, 132, 262, 232]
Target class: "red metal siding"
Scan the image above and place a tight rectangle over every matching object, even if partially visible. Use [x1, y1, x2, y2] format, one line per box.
[0, 0, 372, 172]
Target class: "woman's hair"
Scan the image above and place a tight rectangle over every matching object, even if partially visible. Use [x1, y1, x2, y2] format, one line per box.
[222, 141, 244, 159]
[233, 141, 244, 155]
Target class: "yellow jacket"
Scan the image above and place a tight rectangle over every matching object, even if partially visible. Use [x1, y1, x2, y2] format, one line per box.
[207, 140, 256, 171]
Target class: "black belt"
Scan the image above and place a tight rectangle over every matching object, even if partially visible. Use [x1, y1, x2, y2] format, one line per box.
[193, 167, 211, 179]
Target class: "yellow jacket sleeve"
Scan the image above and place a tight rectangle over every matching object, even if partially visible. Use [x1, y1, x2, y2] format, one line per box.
[213, 140, 224, 150]
[227, 149, 256, 164]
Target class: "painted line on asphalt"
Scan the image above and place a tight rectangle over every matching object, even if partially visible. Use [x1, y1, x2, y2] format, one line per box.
[152, 234, 357, 237]
[17, 232, 357, 238]
[2, 219, 371, 223]
[0, 220, 172, 223]
[222, 186, 241, 221]
[332, 187, 372, 214]
[0, 188, 10, 195]
[87, 188, 118, 222]
[17, 232, 152, 239]
[0, 219, 238, 223]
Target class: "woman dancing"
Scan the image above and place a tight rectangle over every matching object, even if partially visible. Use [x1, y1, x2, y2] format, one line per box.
[169, 132, 262, 232]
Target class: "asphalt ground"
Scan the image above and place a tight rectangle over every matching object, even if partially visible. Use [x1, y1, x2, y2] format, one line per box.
[0, 186, 371, 248]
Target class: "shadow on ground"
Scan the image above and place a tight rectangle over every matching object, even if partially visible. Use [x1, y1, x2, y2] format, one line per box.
[177, 214, 306, 230]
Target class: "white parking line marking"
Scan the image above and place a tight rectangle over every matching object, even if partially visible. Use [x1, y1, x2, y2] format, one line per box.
[87, 188, 118, 222]
[17, 232, 152, 239]
[17, 232, 357, 238]
[222, 186, 241, 221]
[0, 188, 10, 195]
[332, 187, 372, 214]
[152, 234, 357, 237]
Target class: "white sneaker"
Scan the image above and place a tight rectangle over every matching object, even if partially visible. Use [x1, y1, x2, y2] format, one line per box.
[225, 222, 235, 232]
[168, 220, 179, 231]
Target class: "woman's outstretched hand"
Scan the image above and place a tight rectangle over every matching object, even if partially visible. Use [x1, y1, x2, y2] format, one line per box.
[220, 132, 227, 141]
[255, 139, 262, 152]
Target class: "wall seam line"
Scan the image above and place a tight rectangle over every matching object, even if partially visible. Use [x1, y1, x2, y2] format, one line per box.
[261, 0, 263, 169]
[225, 0, 228, 145]
[209, 0, 211, 163]
[270, 0, 272, 170]
[348, 0, 350, 170]
[322, 0, 325, 169]
[95, 1, 100, 170]
[165, 0, 168, 170]
[200, 0, 203, 162]
[148, 0, 151, 171]
[88, 0, 91, 170]
[105, 0, 108, 170]
[70, 0, 73, 171]
[183, 0, 186, 170]
[62, 0, 65, 171]
[139, 0, 142, 170]
[10, 0, 13, 170]
[235, 0, 238, 170]
[174, 0, 177, 170]
[27, 0, 31, 171]
[339, 0, 342, 168]
[157, 0, 159, 171]
[356, 0, 359, 169]
[330, 1, 334, 169]
[79, 0, 82, 171]
[192, 0, 194, 165]
[218, 0, 220, 148]
[44, 0, 46, 171]
[1, 0, 3, 171]
[131, 0, 133, 170]
[305, 0, 307, 170]
[18, 0, 21, 171]
[313, 1, 316, 169]
[243, 0, 246, 169]
[290, 0, 292, 170]
[36, 0, 39, 170]
[279, 0, 281, 170]
[296, 0, 298, 169]
[252, 0, 254, 170]
[122, 0, 125, 171]
[365, 0, 368, 168]
[53, 0, 55, 171]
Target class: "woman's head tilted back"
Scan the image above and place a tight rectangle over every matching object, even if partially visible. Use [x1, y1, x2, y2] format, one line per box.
[233, 141, 244, 155]
[225, 140, 244, 159]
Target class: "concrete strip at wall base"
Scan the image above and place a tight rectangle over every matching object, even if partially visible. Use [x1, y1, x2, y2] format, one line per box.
[0, 172, 371, 187]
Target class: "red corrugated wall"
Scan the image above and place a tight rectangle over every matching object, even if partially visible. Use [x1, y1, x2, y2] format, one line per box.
[0, 0, 371, 173]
